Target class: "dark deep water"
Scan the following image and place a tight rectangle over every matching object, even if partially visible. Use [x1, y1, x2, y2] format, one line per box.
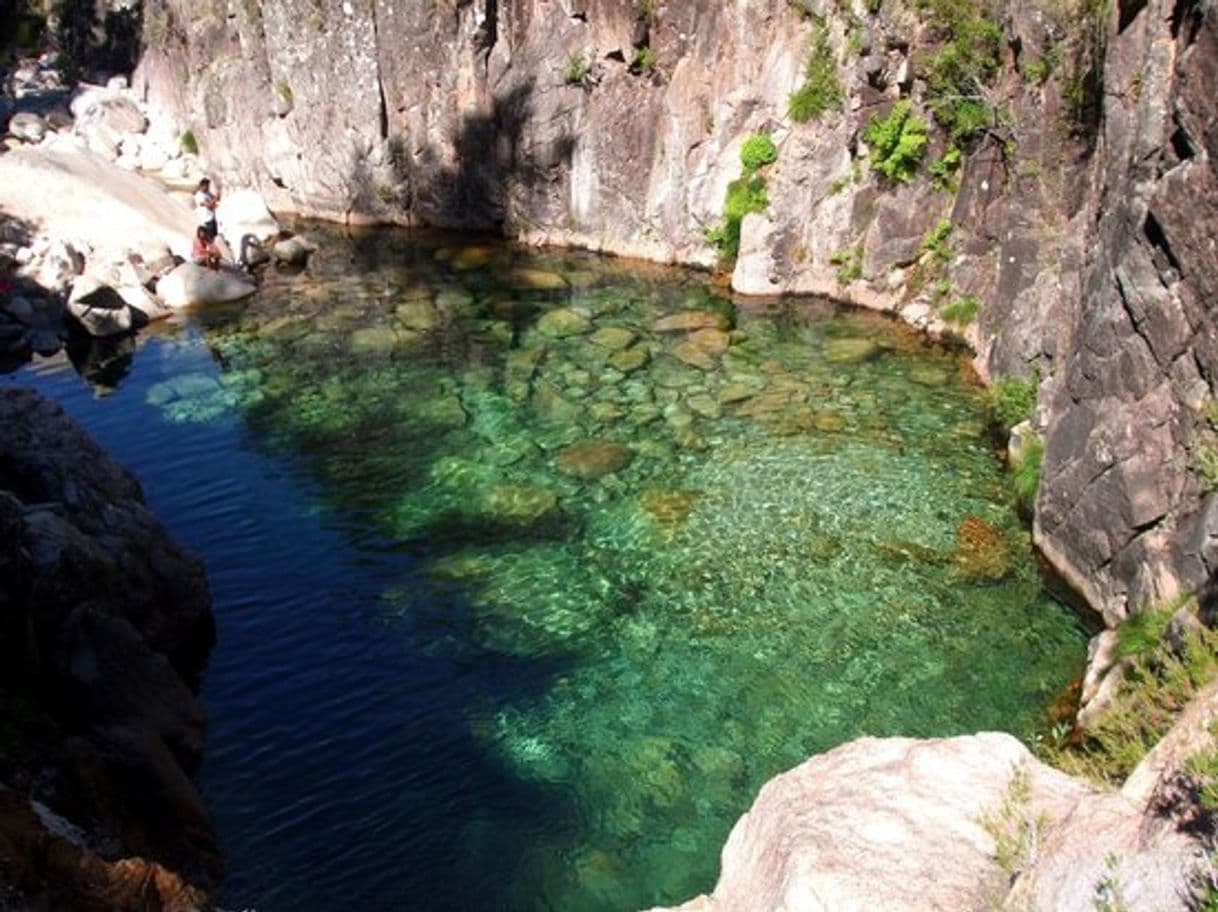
[8, 227, 1086, 910]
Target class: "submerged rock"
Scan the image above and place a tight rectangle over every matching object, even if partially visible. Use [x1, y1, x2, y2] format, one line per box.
[823, 337, 883, 364]
[590, 326, 637, 351]
[481, 485, 559, 527]
[536, 306, 592, 337]
[609, 345, 650, 373]
[555, 440, 635, 479]
[954, 515, 1013, 581]
[651, 311, 730, 333]
[642, 489, 701, 529]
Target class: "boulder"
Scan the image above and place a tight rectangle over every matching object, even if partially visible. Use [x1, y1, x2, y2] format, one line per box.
[650, 732, 1203, 912]
[8, 111, 47, 143]
[536, 306, 592, 338]
[155, 263, 256, 308]
[271, 235, 312, 266]
[651, 311, 731, 333]
[66, 275, 133, 337]
[555, 440, 635, 479]
[216, 188, 280, 245]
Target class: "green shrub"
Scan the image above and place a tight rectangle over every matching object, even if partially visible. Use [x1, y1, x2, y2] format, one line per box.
[922, 218, 952, 261]
[180, 129, 199, 155]
[1041, 605, 1218, 786]
[788, 18, 842, 123]
[829, 244, 863, 285]
[707, 174, 768, 262]
[1193, 443, 1218, 491]
[986, 375, 1038, 430]
[564, 53, 590, 85]
[863, 100, 929, 182]
[740, 133, 778, 171]
[1115, 606, 1176, 661]
[708, 134, 778, 263]
[941, 294, 979, 325]
[1011, 434, 1043, 510]
[929, 146, 963, 191]
[917, 0, 1003, 145]
[630, 46, 657, 73]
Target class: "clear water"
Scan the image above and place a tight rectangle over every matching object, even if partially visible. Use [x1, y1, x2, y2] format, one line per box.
[8, 227, 1086, 911]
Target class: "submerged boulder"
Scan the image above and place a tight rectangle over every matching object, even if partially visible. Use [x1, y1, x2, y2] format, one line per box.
[155, 263, 256, 308]
[555, 440, 635, 479]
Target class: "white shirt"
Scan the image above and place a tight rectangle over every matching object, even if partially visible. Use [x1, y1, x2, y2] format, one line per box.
[194, 188, 217, 225]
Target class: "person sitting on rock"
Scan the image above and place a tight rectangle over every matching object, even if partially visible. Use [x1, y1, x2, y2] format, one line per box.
[191, 226, 221, 270]
[194, 177, 220, 240]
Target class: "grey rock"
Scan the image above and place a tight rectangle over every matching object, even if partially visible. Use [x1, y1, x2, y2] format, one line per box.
[155, 262, 256, 308]
[66, 275, 133, 337]
[8, 111, 47, 143]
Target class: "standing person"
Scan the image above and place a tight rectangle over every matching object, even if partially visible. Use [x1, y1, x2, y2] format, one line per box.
[194, 177, 220, 240]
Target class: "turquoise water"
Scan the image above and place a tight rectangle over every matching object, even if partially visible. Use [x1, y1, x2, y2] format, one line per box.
[12, 227, 1086, 910]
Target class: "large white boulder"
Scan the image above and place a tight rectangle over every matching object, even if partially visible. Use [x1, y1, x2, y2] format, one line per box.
[155, 263, 256, 308]
[216, 188, 280, 247]
[651, 731, 1205, 912]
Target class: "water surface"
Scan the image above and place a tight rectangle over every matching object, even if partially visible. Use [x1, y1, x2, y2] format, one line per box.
[10, 227, 1085, 910]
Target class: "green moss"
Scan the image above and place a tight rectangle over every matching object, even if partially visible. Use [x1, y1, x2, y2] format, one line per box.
[180, 129, 199, 155]
[788, 17, 842, 123]
[1115, 606, 1176, 660]
[985, 375, 1038, 430]
[863, 100, 929, 183]
[940, 294, 980, 326]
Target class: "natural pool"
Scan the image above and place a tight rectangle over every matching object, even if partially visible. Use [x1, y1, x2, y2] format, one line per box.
[11, 227, 1086, 910]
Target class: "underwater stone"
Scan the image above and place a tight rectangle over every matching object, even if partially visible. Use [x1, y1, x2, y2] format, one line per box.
[609, 345, 650, 373]
[651, 311, 730, 333]
[909, 364, 951, 387]
[718, 382, 759, 405]
[823, 337, 884, 364]
[395, 299, 440, 331]
[555, 441, 635, 479]
[414, 394, 468, 429]
[687, 395, 722, 420]
[348, 326, 402, 356]
[450, 246, 497, 270]
[642, 489, 701, 529]
[590, 326, 638, 351]
[537, 307, 593, 338]
[504, 268, 569, 292]
[481, 485, 559, 527]
[590, 401, 626, 423]
[954, 515, 1013, 581]
[672, 339, 719, 371]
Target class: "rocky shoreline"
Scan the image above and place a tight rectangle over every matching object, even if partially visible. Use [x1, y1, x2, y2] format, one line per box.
[0, 387, 217, 910]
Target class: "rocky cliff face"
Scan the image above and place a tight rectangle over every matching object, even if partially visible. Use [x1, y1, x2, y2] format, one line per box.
[1037, 0, 1218, 624]
[129, 0, 1216, 626]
